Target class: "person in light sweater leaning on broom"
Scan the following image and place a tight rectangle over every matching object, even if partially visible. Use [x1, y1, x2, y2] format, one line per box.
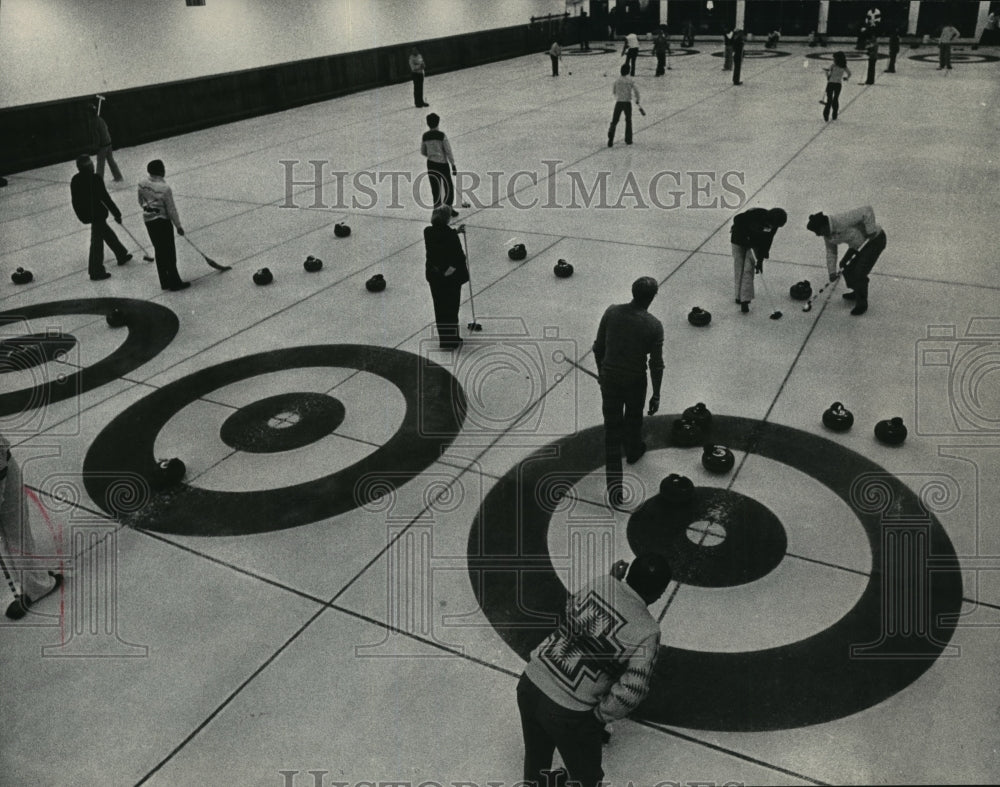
[517, 553, 672, 787]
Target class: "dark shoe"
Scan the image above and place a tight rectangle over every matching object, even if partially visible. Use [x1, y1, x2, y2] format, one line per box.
[421, 102, 430, 107]
[450, 208, 459, 218]
[842, 291, 857, 301]
[90, 271, 111, 281]
[734, 81, 743, 85]
[850, 301, 868, 316]
[626, 441, 647, 465]
[607, 139, 613, 147]
[625, 140, 632, 145]
[439, 337, 464, 350]
[741, 301, 750, 313]
[5, 573, 63, 620]
[117, 253, 133, 266]
[168, 281, 191, 291]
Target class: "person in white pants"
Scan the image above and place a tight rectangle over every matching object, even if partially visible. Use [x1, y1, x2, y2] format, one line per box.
[1, 434, 62, 620]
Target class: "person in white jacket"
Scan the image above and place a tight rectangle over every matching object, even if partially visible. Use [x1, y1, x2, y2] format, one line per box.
[807, 206, 886, 315]
[137, 159, 189, 291]
[517, 553, 672, 787]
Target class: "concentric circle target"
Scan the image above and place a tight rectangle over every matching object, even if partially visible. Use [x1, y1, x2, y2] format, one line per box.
[83, 345, 466, 536]
[0, 299, 179, 431]
[805, 51, 889, 61]
[711, 49, 791, 58]
[469, 414, 963, 731]
[909, 52, 999, 64]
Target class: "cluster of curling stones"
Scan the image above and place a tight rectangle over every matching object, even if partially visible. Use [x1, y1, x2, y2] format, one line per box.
[249, 222, 350, 286]
[11, 267, 33, 285]
[668, 402, 737, 475]
[821, 401, 908, 446]
[251, 254, 327, 285]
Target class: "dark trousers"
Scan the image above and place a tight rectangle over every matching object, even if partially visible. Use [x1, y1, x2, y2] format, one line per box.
[865, 54, 877, 84]
[732, 51, 743, 83]
[550, 55, 559, 76]
[608, 101, 633, 144]
[886, 49, 898, 72]
[626, 47, 639, 75]
[517, 675, 605, 787]
[843, 230, 887, 303]
[429, 279, 463, 346]
[823, 82, 843, 120]
[88, 218, 128, 278]
[145, 218, 182, 289]
[412, 73, 425, 106]
[655, 52, 666, 75]
[427, 161, 454, 209]
[939, 44, 953, 68]
[600, 374, 646, 493]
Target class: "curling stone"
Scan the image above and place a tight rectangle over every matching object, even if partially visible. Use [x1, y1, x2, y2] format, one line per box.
[334, 222, 351, 238]
[154, 457, 186, 489]
[702, 444, 735, 474]
[822, 402, 854, 432]
[365, 274, 386, 293]
[790, 280, 813, 301]
[688, 307, 711, 327]
[874, 417, 907, 446]
[508, 243, 527, 262]
[303, 255, 323, 273]
[659, 473, 695, 504]
[105, 308, 127, 328]
[252, 267, 273, 286]
[682, 402, 712, 430]
[554, 259, 574, 278]
[11, 267, 33, 285]
[671, 417, 705, 447]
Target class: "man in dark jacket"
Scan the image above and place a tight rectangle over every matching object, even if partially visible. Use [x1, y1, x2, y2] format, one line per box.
[423, 206, 470, 350]
[70, 154, 131, 280]
[593, 277, 664, 507]
[731, 28, 746, 84]
[731, 207, 787, 312]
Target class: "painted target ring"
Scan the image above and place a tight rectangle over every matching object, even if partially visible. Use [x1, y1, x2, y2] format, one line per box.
[219, 392, 346, 454]
[805, 51, 889, 61]
[711, 49, 792, 58]
[0, 332, 78, 373]
[0, 299, 179, 428]
[627, 487, 787, 588]
[83, 345, 466, 536]
[563, 47, 617, 56]
[469, 414, 963, 731]
[909, 52, 999, 64]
